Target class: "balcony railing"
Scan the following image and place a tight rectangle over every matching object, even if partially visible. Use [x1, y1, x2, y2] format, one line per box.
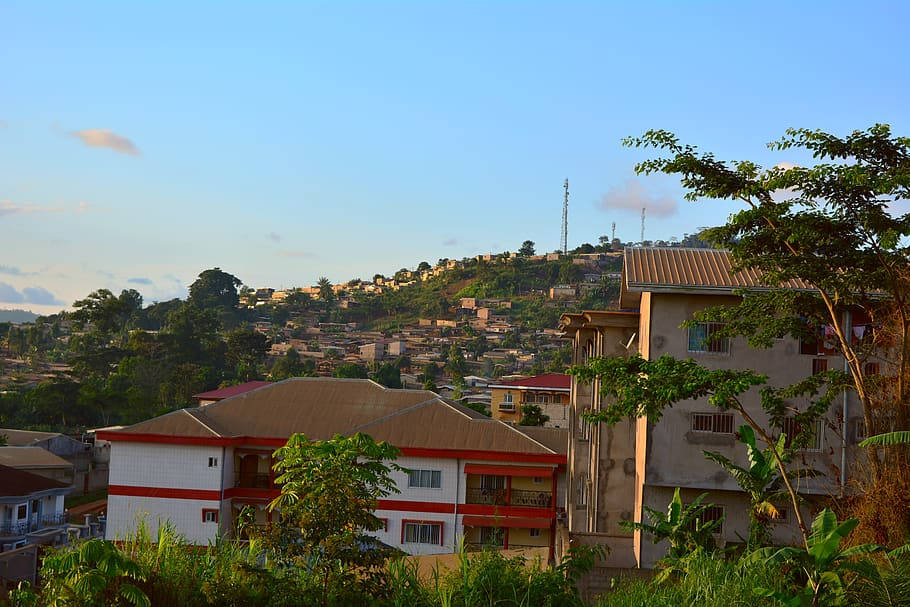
[510, 490, 552, 508]
[0, 513, 68, 536]
[465, 488, 552, 508]
[466, 487, 507, 505]
[234, 472, 272, 489]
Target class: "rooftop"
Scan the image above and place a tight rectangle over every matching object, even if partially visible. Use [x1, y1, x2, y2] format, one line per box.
[0, 447, 73, 469]
[192, 381, 272, 402]
[488, 373, 571, 391]
[0, 428, 65, 446]
[0, 464, 70, 497]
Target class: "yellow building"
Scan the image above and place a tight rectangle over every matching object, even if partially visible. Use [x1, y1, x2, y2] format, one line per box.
[489, 374, 571, 427]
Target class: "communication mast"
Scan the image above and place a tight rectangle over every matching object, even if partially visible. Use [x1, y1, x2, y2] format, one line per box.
[640, 208, 646, 244]
[561, 179, 569, 255]
[611, 221, 616, 243]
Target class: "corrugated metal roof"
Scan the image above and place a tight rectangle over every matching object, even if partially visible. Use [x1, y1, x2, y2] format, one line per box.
[0, 464, 70, 497]
[0, 447, 73, 469]
[108, 378, 557, 456]
[624, 247, 810, 291]
[193, 381, 271, 401]
[0, 428, 67, 446]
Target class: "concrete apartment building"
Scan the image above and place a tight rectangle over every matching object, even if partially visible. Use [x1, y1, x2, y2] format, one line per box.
[99, 379, 566, 558]
[560, 248, 863, 568]
[489, 374, 572, 428]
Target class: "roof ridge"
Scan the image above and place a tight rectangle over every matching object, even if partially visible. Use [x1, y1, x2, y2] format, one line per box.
[183, 409, 225, 437]
[499, 422, 557, 454]
[345, 396, 443, 434]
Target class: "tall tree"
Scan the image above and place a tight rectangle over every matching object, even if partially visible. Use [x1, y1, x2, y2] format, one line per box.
[317, 277, 335, 302]
[518, 240, 536, 256]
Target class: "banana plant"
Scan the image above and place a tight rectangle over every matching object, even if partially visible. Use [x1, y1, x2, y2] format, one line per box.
[859, 431, 910, 447]
[620, 487, 723, 560]
[704, 425, 819, 549]
[39, 538, 150, 607]
[752, 508, 884, 607]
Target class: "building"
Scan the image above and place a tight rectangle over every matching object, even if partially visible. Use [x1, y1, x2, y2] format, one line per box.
[0, 429, 105, 495]
[560, 247, 862, 568]
[192, 381, 271, 406]
[0, 447, 74, 485]
[99, 379, 566, 557]
[489, 374, 572, 428]
[0, 465, 70, 552]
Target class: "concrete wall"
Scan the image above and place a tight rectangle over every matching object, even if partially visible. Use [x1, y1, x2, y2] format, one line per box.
[106, 495, 222, 544]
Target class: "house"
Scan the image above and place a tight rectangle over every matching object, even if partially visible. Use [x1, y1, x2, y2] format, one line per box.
[559, 247, 862, 569]
[0, 448, 73, 485]
[488, 374, 572, 428]
[192, 381, 271, 406]
[0, 465, 71, 552]
[0, 429, 104, 495]
[99, 379, 566, 558]
[549, 286, 577, 300]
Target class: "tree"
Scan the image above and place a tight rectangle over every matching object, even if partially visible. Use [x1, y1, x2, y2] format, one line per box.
[71, 289, 143, 344]
[518, 240, 536, 256]
[333, 362, 368, 379]
[622, 125, 910, 481]
[416, 261, 431, 272]
[267, 433, 402, 606]
[317, 277, 334, 302]
[188, 269, 242, 328]
[703, 425, 817, 549]
[371, 363, 402, 389]
[519, 404, 549, 426]
[445, 344, 467, 380]
[225, 327, 270, 380]
[270, 348, 315, 380]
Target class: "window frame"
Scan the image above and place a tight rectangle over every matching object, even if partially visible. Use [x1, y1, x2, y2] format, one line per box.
[781, 417, 823, 452]
[201, 508, 219, 524]
[691, 412, 735, 434]
[401, 520, 444, 545]
[208, 457, 218, 468]
[407, 469, 442, 489]
[687, 322, 731, 354]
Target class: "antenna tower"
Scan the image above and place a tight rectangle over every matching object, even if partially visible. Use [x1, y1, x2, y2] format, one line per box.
[561, 179, 569, 255]
[640, 208, 646, 243]
[611, 221, 616, 243]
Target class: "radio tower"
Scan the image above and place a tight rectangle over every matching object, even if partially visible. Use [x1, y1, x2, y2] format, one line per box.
[561, 179, 569, 255]
[611, 221, 616, 242]
[640, 208, 646, 244]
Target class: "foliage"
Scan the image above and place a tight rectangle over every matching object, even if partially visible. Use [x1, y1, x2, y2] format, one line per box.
[519, 404, 550, 426]
[703, 425, 816, 549]
[619, 488, 723, 564]
[518, 240, 536, 257]
[750, 508, 885, 607]
[333, 362, 369, 379]
[372, 363, 403, 389]
[266, 433, 404, 605]
[859, 431, 910, 447]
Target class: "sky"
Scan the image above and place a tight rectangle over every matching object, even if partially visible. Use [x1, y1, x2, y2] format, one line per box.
[2, 1, 910, 314]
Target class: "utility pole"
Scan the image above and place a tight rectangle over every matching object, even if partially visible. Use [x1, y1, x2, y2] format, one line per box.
[640, 208, 646, 244]
[561, 179, 569, 255]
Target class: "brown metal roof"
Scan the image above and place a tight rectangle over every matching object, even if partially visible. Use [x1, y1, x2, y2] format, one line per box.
[623, 247, 810, 291]
[511, 427, 568, 455]
[109, 378, 557, 456]
[0, 428, 66, 446]
[0, 464, 70, 497]
[0, 447, 73, 469]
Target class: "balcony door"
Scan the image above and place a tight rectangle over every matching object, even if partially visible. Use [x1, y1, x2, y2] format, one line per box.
[239, 454, 261, 488]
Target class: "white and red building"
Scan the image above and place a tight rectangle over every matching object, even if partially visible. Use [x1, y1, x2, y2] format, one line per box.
[99, 378, 566, 557]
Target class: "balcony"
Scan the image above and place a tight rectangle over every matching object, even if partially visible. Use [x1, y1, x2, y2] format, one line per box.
[0, 513, 69, 536]
[510, 490, 552, 508]
[234, 472, 272, 489]
[466, 487, 507, 505]
[465, 487, 552, 508]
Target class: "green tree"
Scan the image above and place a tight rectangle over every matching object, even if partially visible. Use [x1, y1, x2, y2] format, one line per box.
[267, 433, 403, 606]
[519, 403, 549, 426]
[622, 125, 910, 480]
[333, 362, 368, 379]
[445, 344, 467, 380]
[188, 268, 242, 311]
[416, 261, 431, 272]
[317, 277, 334, 302]
[270, 348, 313, 380]
[371, 363, 402, 389]
[518, 240, 536, 256]
[225, 327, 270, 381]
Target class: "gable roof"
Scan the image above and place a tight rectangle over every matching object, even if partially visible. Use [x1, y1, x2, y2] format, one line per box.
[192, 381, 272, 401]
[0, 464, 70, 497]
[0, 447, 73, 469]
[623, 247, 811, 292]
[488, 373, 570, 391]
[101, 378, 560, 459]
[0, 428, 66, 446]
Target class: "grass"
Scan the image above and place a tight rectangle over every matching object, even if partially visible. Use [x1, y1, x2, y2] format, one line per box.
[64, 488, 107, 509]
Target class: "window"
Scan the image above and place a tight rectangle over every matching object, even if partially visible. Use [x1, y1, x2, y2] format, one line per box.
[529, 528, 541, 538]
[800, 325, 838, 356]
[532, 476, 544, 485]
[208, 457, 218, 468]
[864, 362, 880, 376]
[692, 412, 735, 434]
[201, 509, 219, 523]
[500, 393, 515, 411]
[16, 504, 27, 519]
[772, 507, 789, 523]
[379, 518, 389, 532]
[691, 505, 724, 534]
[403, 521, 442, 545]
[408, 469, 442, 489]
[479, 526, 504, 547]
[480, 475, 505, 490]
[575, 477, 588, 507]
[812, 358, 828, 375]
[687, 323, 730, 354]
[782, 417, 822, 451]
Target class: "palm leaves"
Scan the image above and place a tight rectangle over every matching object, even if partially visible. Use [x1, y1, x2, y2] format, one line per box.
[859, 431, 910, 447]
[40, 538, 150, 607]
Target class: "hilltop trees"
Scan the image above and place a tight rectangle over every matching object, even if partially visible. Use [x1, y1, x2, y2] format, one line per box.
[518, 240, 536, 256]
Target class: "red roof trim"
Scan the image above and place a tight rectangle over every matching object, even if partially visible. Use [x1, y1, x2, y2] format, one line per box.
[109, 485, 221, 501]
[377, 500, 553, 518]
[488, 373, 571, 390]
[96, 433, 565, 464]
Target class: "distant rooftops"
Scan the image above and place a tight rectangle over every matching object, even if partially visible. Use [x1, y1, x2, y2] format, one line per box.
[488, 373, 571, 391]
[192, 381, 272, 403]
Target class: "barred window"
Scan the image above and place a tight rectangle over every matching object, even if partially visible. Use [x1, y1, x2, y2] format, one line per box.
[812, 358, 828, 375]
[687, 323, 730, 354]
[692, 412, 735, 434]
[690, 505, 724, 534]
[403, 522, 441, 545]
[781, 417, 822, 451]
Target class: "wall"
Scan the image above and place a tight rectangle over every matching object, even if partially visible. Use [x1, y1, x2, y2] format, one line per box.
[106, 495, 222, 544]
[109, 443, 224, 491]
[490, 388, 520, 423]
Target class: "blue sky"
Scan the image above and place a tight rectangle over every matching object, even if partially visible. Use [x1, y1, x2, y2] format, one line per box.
[2, 1, 909, 313]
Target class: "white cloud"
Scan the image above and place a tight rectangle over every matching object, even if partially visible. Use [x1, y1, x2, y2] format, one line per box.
[599, 179, 678, 218]
[70, 128, 140, 156]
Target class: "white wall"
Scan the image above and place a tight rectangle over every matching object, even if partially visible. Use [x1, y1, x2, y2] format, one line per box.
[105, 495, 222, 544]
[110, 443, 223, 491]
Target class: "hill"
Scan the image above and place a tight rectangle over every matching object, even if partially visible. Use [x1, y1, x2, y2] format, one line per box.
[0, 309, 39, 323]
